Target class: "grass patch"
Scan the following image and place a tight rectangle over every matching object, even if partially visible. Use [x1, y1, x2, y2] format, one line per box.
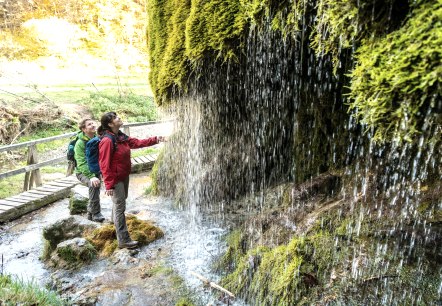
[78, 91, 158, 122]
[0, 165, 66, 199]
[0, 274, 65, 305]
[0, 174, 24, 199]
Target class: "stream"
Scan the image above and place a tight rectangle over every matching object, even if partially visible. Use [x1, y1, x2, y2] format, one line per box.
[0, 173, 245, 305]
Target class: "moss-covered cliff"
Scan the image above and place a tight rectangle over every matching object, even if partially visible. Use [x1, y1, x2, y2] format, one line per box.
[147, 0, 441, 304]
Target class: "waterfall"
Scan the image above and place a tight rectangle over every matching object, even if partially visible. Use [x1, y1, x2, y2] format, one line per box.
[149, 0, 441, 304]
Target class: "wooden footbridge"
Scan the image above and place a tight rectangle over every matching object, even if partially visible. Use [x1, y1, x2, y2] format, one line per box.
[0, 120, 170, 223]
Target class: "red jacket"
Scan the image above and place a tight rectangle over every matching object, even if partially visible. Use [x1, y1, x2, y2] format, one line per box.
[99, 131, 158, 190]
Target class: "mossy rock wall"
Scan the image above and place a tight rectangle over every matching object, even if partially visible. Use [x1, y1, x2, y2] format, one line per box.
[149, 0, 440, 204]
[146, 0, 441, 304]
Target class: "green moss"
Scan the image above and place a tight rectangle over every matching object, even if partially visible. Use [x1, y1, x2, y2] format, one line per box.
[310, 0, 359, 69]
[147, 0, 251, 104]
[126, 215, 164, 244]
[221, 232, 341, 305]
[175, 297, 195, 306]
[185, 0, 246, 60]
[57, 240, 97, 265]
[84, 216, 163, 256]
[348, 1, 442, 143]
[148, 148, 164, 195]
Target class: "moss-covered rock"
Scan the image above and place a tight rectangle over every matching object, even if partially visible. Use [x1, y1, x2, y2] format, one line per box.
[69, 192, 88, 215]
[49, 237, 97, 270]
[84, 215, 164, 256]
[42, 216, 99, 259]
[217, 174, 442, 305]
[348, 0, 442, 143]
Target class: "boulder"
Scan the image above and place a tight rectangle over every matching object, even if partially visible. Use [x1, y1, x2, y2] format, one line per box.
[43, 215, 98, 250]
[49, 237, 97, 269]
[69, 185, 89, 214]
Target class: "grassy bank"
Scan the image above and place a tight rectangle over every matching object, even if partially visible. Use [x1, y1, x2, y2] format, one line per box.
[0, 274, 65, 305]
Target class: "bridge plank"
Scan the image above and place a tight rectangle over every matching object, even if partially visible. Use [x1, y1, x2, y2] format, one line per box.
[58, 177, 79, 183]
[4, 197, 29, 204]
[0, 199, 21, 207]
[20, 192, 45, 199]
[35, 186, 65, 192]
[138, 156, 149, 163]
[10, 196, 36, 202]
[27, 190, 52, 196]
[46, 182, 75, 188]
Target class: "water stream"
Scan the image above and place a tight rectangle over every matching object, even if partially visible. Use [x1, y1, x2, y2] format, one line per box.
[0, 173, 246, 305]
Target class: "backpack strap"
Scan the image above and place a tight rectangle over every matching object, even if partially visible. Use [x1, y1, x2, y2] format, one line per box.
[102, 132, 118, 152]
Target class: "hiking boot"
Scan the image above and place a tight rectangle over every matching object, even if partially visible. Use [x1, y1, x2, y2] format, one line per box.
[87, 213, 93, 221]
[118, 240, 138, 249]
[91, 213, 105, 223]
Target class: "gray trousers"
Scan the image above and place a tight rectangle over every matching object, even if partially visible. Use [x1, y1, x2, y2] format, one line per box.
[112, 176, 131, 244]
[76, 173, 101, 215]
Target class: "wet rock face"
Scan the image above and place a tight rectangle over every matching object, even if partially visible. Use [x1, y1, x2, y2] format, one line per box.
[218, 171, 442, 305]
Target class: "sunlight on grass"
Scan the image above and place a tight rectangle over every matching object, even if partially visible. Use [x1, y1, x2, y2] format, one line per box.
[132, 147, 159, 158]
[0, 274, 64, 305]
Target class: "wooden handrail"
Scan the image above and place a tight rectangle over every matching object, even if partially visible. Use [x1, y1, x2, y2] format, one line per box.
[0, 132, 76, 153]
[0, 156, 65, 180]
[0, 119, 174, 152]
[0, 120, 173, 192]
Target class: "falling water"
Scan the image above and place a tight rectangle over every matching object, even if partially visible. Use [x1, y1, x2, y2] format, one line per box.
[154, 1, 441, 305]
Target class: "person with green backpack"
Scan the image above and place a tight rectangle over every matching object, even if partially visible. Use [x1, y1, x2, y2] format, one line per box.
[74, 118, 105, 223]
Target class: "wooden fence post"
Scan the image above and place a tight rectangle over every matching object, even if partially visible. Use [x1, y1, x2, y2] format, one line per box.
[23, 145, 42, 191]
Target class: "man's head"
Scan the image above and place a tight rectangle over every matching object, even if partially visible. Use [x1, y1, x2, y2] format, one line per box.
[79, 118, 96, 137]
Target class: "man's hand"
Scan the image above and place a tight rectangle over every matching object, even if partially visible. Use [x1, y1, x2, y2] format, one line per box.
[158, 136, 167, 142]
[90, 177, 100, 187]
[105, 189, 114, 196]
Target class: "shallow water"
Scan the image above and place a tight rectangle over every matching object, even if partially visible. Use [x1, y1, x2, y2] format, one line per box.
[0, 173, 246, 305]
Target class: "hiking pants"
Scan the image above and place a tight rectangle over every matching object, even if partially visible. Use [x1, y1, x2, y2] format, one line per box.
[112, 176, 131, 244]
[76, 173, 101, 215]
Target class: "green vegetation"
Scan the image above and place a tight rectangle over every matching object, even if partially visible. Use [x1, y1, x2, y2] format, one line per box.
[0, 274, 65, 305]
[132, 147, 159, 158]
[84, 216, 164, 256]
[78, 91, 158, 122]
[147, 0, 248, 104]
[56, 240, 97, 265]
[348, 0, 442, 143]
[147, 0, 439, 144]
[0, 174, 24, 199]
[220, 206, 441, 305]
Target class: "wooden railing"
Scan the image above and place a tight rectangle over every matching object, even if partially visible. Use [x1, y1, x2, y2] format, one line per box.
[0, 120, 172, 191]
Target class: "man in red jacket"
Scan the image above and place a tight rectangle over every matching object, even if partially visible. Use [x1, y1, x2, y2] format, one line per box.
[97, 112, 166, 249]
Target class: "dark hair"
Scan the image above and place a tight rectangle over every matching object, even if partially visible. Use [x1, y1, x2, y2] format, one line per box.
[78, 118, 92, 130]
[97, 112, 117, 135]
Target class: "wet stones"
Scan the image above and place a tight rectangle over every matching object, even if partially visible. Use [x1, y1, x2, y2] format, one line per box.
[42, 215, 98, 256]
[49, 237, 97, 269]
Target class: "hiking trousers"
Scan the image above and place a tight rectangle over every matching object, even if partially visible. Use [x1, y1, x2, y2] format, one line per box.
[112, 176, 131, 244]
[76, 173, 101, 215]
